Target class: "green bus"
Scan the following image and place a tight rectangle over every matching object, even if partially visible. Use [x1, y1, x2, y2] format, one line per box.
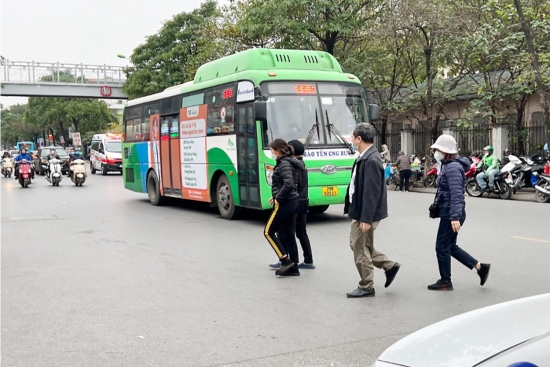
[122, 48, 379, 219]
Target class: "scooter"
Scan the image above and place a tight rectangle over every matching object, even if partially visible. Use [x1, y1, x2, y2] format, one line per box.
[70, 159, 87, 186]
[2, 157, 14, 177]
[465, 155, 481, 179]
[44, 159, 63, 186]
[16, 160, 32, 188]
[466, 169, 512, 199]
[423, 163, 440, 187]
[533, 172, 550, 203]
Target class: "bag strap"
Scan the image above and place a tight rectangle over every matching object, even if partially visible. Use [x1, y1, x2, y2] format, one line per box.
[433, 163, 443, 203]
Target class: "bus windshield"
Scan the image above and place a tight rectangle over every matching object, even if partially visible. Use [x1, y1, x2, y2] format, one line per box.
[105, 142, 122, 153]
[261, 82, 368, 147]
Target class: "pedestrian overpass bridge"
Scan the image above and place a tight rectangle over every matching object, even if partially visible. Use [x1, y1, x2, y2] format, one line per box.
[1, 60, 128, 99]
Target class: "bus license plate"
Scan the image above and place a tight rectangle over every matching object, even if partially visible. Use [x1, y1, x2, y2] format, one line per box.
[322, 186, 338, 197]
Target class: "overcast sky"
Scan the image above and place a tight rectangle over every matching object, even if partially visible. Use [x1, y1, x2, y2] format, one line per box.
[1, 0, 224, 107]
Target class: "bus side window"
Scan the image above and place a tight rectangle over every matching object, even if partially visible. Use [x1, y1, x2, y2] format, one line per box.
[142, 102, 160, 141]
[205, 84, 236, 135]
[124, 106, 142, 142]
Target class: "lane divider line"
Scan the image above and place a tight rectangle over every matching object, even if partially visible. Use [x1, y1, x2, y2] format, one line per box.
[511, 236, 550, 244]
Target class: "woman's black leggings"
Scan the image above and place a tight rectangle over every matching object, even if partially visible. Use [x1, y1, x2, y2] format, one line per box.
[264, 199, 298, 261]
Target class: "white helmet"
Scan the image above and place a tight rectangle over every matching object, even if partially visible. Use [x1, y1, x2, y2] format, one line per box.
[430, 134, 458, 154]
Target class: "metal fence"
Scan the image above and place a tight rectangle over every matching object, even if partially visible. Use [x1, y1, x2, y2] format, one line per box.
[374, 132, 401, 160]
[456, 126, 492, 156]
[1, 60, 126, 85]
[412, 125, 442, 155]
[508, 122, 547, 155]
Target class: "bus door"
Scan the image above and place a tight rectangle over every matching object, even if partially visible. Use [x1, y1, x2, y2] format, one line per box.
[236, 102, 261, 208]
[159, 115, 182, 195]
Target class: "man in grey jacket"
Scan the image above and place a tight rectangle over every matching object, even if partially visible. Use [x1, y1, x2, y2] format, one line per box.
[344, 123, 401, 297]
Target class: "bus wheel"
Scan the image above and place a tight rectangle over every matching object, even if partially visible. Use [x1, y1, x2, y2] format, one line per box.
[309, 205, 329, 214]
[147, 171, 166, 206]
[216, 175, 241, 219]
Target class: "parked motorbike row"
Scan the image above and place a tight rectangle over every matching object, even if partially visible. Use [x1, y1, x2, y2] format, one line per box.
[382, 150, 550, 203]
[1, 158, 87, 188]
[465, 151, 550, 202]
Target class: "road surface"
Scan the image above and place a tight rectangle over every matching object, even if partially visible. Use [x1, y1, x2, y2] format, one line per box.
[2, 172, 549, 366]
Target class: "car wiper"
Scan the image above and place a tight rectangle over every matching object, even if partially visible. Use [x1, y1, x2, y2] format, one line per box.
[325, 110, 355, 155]
[304, 109, 321, 150]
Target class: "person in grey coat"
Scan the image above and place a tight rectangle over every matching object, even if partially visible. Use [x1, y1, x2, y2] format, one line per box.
[394, 151, 411, 192]
[344, 123, 400, 298]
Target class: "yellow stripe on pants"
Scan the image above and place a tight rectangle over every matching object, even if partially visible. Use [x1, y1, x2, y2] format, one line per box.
[264, 202, 283, 258]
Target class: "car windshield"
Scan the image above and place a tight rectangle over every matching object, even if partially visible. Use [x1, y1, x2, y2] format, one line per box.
[105, 142, 121, 153]
[260, 82, 369, 147]
[41, 148, 67, 157]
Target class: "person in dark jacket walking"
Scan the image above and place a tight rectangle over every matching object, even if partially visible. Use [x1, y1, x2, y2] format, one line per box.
[428, 134, 491, 290]
[264, 138, 300, 276]
[269, 140, 315, 270]
[344, 123, 400, 297]
[394, 151, 411, 191]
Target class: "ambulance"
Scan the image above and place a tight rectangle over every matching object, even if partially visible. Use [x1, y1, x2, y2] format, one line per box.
[89, 133, 123, 175]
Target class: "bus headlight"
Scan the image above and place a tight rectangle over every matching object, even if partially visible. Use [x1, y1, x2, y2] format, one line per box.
[265, 164, 274, 186]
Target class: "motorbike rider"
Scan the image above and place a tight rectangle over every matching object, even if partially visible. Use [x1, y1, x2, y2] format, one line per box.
[2, 151, 11, 159]
[68, 150, 85, 178]
[13, 148, 35, 180]
[476, 145, 499, 191]
[45, 148, 61, 178]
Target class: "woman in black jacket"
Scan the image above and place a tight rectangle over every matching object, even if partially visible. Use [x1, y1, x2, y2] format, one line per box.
[265, 138, 300, 276]
[429, 134, 491, 290]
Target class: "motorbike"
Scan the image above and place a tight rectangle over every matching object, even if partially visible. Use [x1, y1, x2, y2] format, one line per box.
[533, 172, 550, 203]
[423, 162, 439, 187]
[43, 158, 63, 186]
[16, 160, 32, 188]
[466, 169, 512, 199]
[465, 155, 481, 179]
[70, 159, 87, 186]
[2, 157, 14, 177]
[500, 154, 525, 193]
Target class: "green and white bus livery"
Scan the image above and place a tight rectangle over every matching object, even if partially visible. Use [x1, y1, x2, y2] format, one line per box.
[122, 48, 379, 219]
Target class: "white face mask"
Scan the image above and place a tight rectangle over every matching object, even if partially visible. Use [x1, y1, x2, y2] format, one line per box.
[434, 151, 445, 162]
[271, 153, 277, 160]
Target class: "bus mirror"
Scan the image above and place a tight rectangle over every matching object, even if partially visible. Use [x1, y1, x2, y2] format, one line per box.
[368, 104, 380, 122]
[255, 101, 267, 128]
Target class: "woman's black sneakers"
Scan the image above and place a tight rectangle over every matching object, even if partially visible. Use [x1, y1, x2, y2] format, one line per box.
[275, 263, 300, 276]
[428, 279, 454, 290]
[477, 263, 491, 286]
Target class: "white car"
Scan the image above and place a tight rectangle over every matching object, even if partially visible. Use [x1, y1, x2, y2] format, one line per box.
[375, 293, 550, 367]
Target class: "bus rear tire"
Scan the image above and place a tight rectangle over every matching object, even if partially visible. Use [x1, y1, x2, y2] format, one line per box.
[309, 205, 329, 214]
[147, 171, 167, 206]
[216, 174, 242, 219]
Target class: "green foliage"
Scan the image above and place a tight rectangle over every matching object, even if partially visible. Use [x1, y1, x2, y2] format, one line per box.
[231, 0, 380, 56]
[123, 0, 233, 99]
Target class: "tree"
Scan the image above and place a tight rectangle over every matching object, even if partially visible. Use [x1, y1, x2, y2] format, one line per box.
[513, 0, 550, 143]
[343, 0, 424, 144]
[232, 0, 380, 57]
[25, 97, 117, 146]
[1, 104, 35, 148]
[123, 0, 231, 99]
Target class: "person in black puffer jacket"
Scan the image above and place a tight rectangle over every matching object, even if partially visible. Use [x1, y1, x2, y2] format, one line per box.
[269, 140, 315, 271]
[428, 134, 491, 291]
[265, 138, 300, 276]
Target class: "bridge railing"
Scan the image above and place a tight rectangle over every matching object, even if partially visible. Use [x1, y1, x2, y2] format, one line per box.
[1, 60, 126, 85]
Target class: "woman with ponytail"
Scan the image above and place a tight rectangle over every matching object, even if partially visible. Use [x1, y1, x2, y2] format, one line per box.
[264, 138, 300, 276]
